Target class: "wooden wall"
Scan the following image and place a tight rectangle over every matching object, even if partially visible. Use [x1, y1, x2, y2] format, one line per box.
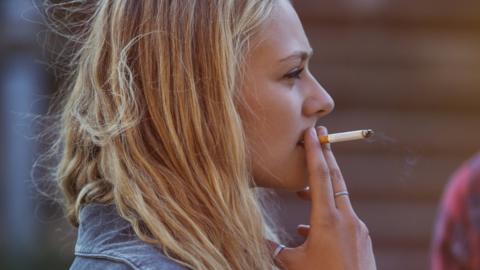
[277, 1, 480, 269]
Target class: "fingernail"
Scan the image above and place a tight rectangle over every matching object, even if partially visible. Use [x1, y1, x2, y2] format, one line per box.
[309, 127, 317, 139]
[316, 126, 328, 135]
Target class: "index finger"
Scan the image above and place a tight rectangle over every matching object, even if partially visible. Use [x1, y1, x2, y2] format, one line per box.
[316, 126, 354, 213]
[304, 126, 336, 218]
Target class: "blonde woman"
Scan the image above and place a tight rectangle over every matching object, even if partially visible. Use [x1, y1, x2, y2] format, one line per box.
[49, 0, 376, 269]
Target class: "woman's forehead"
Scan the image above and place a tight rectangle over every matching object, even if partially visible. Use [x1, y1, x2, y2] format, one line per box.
[249, 0, 311, 65]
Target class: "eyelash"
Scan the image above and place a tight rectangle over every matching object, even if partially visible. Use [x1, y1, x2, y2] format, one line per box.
[284, 68, 304, 79]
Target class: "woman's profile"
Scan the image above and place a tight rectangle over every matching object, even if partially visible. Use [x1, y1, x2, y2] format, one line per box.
[46, 0, 376, 269]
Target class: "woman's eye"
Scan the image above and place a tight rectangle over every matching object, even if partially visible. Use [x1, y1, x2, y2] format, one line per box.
[284, 68, 304, 79]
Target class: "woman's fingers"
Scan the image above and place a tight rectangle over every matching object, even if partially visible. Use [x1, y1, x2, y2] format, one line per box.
[296, 224, 310, 238]
[316, 126, 354, 213]
[304, 127, 336, 219]
[268, 128, 377, 269]
[296, 186, 311, 201]
[266, 239, 289, 269]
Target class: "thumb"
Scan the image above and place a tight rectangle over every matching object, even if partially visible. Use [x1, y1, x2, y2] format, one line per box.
[266, 239, 289, 269]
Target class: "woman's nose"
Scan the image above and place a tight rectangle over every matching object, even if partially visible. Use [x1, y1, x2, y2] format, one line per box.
[302, 79, 335, 118]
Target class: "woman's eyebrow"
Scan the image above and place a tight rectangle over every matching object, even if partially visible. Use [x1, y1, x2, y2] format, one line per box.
[278, 49, 313, 63]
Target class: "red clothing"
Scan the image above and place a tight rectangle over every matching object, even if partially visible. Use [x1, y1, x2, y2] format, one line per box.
[431, 154, 480, 270]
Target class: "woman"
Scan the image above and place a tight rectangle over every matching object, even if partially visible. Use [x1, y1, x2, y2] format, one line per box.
[49, 0, 376, 269]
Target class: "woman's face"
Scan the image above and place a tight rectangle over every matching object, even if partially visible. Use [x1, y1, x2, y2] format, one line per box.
[239, 0, 334, 191]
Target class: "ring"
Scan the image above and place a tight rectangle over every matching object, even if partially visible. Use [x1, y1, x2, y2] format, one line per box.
[272, 244, 285, 258]
[334, 191, 349, 198]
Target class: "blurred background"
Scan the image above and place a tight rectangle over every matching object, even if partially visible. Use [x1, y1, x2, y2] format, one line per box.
[0, 0, 479, 269]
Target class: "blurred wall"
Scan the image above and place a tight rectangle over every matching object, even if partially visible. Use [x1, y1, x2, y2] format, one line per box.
[0, 0, 73, 269]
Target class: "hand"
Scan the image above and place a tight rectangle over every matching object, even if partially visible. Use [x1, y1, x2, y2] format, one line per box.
[268, 126, 376, 270]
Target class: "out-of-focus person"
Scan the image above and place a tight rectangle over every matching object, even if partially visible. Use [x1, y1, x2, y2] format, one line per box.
[431, 153, 480, 270]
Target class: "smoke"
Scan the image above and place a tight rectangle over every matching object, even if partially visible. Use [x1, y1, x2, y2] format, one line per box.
[365, 130, 421, 183]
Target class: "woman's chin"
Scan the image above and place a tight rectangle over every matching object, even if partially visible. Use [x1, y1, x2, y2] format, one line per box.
[279, 170, 309, 191]
[269, 178, 307, 192]
[284, 182, 308, 192]
[253, 171, 308, 191]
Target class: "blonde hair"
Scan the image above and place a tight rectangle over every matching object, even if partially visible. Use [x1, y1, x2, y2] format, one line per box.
[45, 0, 279, 269]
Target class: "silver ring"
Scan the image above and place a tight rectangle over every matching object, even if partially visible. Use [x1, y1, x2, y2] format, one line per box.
[273, 244, 285, 258]
[334, 191, 349, 198]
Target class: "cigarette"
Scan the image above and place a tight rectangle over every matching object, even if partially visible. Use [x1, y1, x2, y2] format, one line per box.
[319, 129, 374, 144]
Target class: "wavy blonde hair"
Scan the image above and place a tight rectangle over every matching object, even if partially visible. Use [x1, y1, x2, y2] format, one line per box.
[45, 0, 280, 269]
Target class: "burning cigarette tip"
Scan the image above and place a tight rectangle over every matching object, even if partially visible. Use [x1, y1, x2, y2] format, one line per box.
[362, 129, 374, 138]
